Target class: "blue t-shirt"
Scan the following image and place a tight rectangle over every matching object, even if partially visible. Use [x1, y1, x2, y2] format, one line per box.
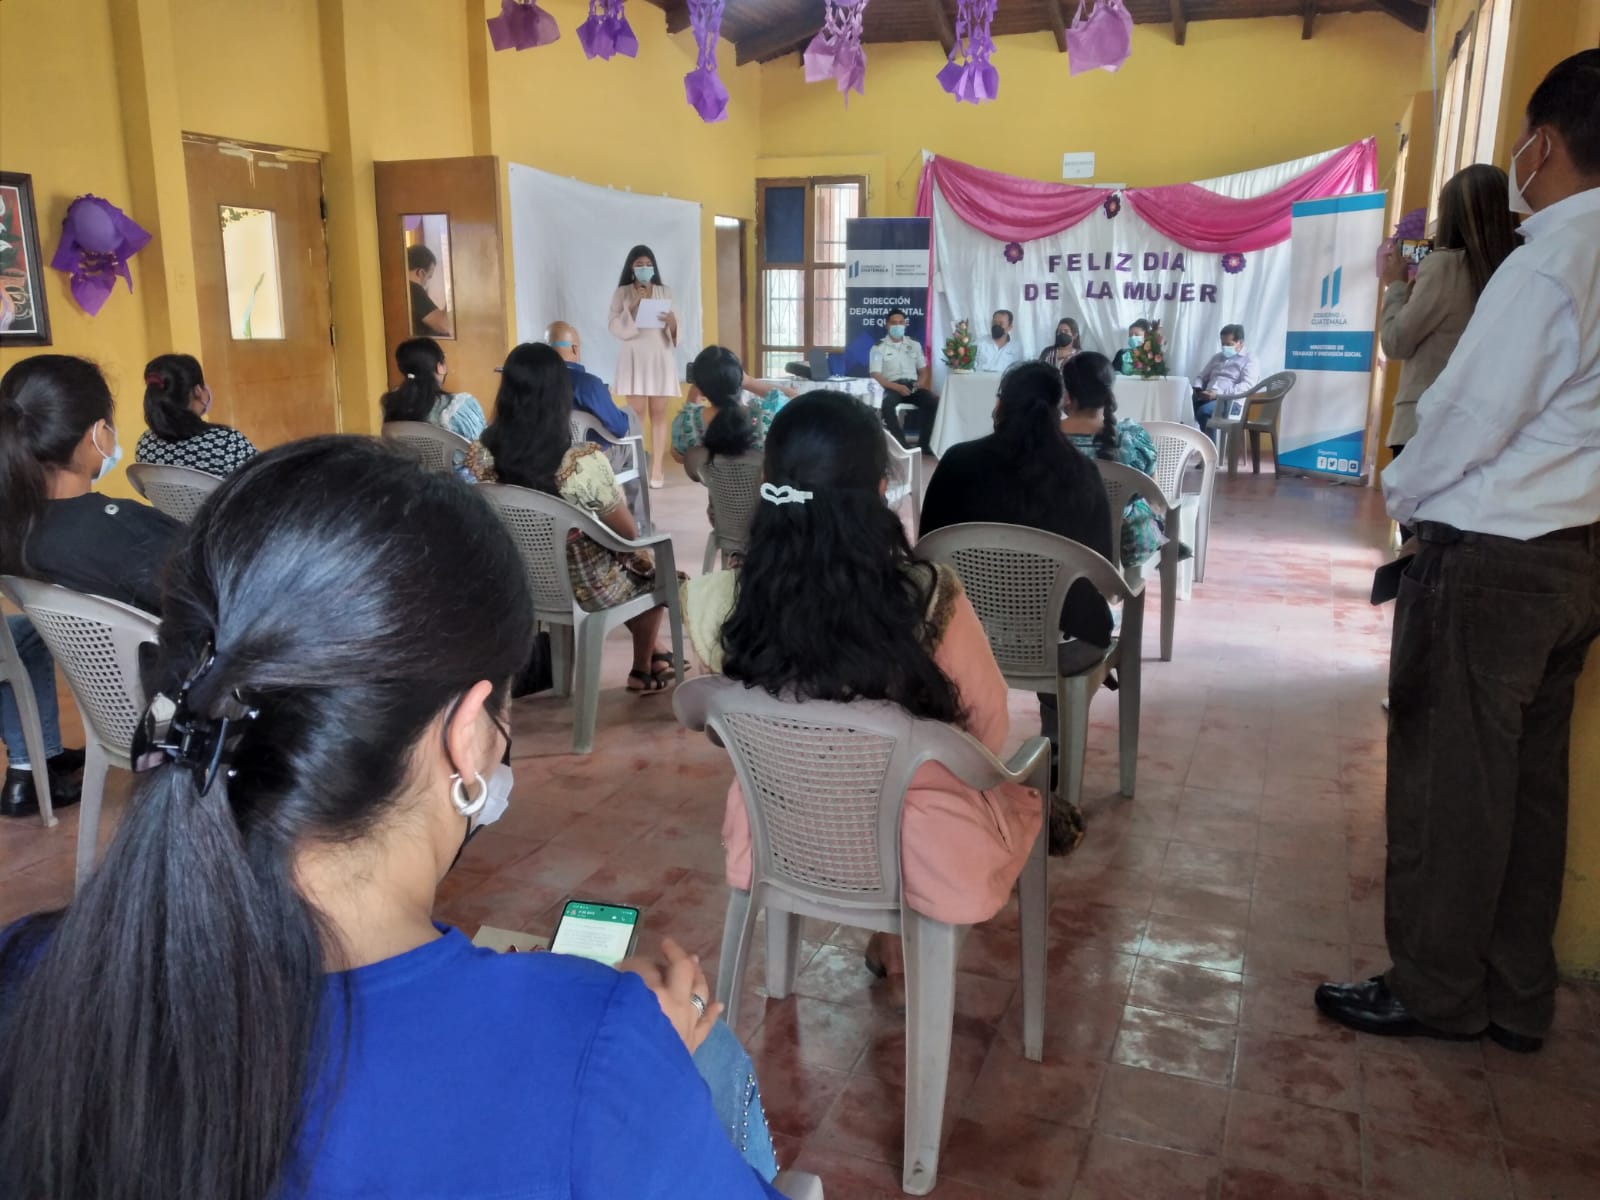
[567, 361, 631, 439]
[285, 928, 781, 1198]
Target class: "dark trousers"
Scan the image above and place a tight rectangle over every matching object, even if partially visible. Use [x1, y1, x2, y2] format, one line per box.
[880, 382, 939, 447]
[1383, 520, 1600, 1036]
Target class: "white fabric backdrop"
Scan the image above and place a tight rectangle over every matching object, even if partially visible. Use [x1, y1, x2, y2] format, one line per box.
[926, 147, 1360, 394]
[507, 163, 703, 388]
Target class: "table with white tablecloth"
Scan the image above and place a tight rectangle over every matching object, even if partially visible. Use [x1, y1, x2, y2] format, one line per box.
[928, 371, 1003, 458]
[1115, 376, 1193, 426]
[754, 376, 883, 408]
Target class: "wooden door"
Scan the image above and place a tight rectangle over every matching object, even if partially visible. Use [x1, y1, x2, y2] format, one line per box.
[374, 157, 508, 407]
[714, 217, 747, 360]
[183, 134, 339, 447]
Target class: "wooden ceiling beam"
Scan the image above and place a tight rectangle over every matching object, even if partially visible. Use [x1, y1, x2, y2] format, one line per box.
[733, 2, 827, 65]
[1044, 0, 1067, 53]
[1301, 0, 1316, 40]
[1169, 0, 1187, 47]
[1371, 0, 1430, 33]
[928, 0, 956, 55]
[665, 2, 690, 35]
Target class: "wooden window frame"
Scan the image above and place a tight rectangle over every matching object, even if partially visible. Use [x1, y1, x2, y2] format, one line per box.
[754, 175, 866, 375]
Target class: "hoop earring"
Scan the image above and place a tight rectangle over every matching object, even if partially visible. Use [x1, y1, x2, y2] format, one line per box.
[450, 772, 488, 818]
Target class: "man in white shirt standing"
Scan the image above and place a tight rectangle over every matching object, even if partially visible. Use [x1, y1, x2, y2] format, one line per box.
[1191, 323, 1260, 431]
[1316, 51, 1600, 1054]
[869, 308, 939, 447]
[974, 309, 1023, 374]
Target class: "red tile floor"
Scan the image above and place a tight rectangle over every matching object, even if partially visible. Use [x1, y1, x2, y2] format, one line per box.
[4, 461, 1599, 1198]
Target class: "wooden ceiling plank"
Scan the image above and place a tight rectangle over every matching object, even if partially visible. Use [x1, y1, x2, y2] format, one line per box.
[1044, 0, 1067, 53]
[927, 0, 956, 55]
[1169, 0, 1187, 47]
[1370, 0, 1429, 33]
[1302, 0, 1316, 39]
[733, 1, 829, 65]
[665, 2, 691, 35]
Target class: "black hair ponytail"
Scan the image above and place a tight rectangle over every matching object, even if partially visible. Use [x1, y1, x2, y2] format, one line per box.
[143, 353, 211, 441]
[691, 345, 752, 459]
[1061, 351, 1121, 461]
[380, 337, 446, 424]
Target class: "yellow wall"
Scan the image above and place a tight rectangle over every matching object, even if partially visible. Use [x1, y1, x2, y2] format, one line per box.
[760, 14, 1424, 212]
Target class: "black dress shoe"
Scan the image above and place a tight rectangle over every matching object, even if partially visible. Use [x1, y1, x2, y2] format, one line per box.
[1314, 976, 1481, 1041]
[0, 766, 84, 819]
[48, 747, 86, 775]
[1487, 1023, 1544, 1054]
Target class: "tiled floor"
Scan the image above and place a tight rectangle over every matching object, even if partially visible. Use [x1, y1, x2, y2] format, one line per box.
[4, 460, 1599, 1199]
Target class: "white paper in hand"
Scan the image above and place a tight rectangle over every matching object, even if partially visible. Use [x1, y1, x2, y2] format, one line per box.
[635, 298, 670, 330]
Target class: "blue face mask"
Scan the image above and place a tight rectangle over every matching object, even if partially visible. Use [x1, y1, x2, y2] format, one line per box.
[633, 265, 655, 285]
[888, 325, 906, 340]
[1128, 334, 1143, 349]
[1221, 345, 1238, 359]
[92, 422, 123, 485]
[551, 340, 573, 349]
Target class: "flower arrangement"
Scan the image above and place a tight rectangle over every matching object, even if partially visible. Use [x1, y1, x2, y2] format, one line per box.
[943, 320, 977, 370]
[1129, 321, 1168, 379]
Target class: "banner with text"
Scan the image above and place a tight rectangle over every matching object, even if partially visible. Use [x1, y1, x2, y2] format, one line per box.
[844, 218, 931, 376]
[1278, 192, 1387, 481]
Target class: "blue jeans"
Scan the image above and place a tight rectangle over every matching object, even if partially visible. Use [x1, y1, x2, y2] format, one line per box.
[2, 616, 64, 766]
[692, 1020, 779, 1182]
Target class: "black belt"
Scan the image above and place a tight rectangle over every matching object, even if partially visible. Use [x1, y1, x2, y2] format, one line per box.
[1416, 520, 1600, 546]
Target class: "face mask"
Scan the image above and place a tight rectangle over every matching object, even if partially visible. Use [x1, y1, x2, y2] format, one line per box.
[991, 323, 1007, 341]
[1128, 335, 1143, 349]
[92, 422, 122, 484]
[1221, 345, 1238, 359]
[551, 340, 573, 349]
[633, 265, 655, 285]
[471, 762, 514, 833]
[1507, 131, 1546, 216]
[1055, 332, 1072, 348]
[888, 325, 906, 340]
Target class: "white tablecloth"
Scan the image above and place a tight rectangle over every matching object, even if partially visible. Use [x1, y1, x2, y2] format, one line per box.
[755, 376, 883, 407]
[1116, 376, 1193, 426]
[929, 371, 1003, 458]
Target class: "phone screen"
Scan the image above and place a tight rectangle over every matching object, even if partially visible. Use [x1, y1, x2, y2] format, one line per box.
[549, 900, 640, 966]
[1400, 238, 1434, 265]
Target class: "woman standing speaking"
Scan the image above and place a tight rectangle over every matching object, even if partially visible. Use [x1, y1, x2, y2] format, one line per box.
[608, 245, 679, 489]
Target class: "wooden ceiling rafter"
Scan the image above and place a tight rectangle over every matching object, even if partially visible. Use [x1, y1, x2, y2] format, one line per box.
[1371, 0, 1429, 32]
[1169, 0, 1188, 46]
[1045, 0, 1068, 53]
[927, 0, 956, 54]
[731, 1, 828, 65]
[1302, 0, 1316, 39]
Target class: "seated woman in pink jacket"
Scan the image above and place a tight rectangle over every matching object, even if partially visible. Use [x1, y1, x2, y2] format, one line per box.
[681, 391, 1042, 975]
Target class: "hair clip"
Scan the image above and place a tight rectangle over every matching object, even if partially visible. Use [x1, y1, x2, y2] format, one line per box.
[130, 648, 259, 796]
[760, 482, 812, 506]
[144, 373, 163, 386]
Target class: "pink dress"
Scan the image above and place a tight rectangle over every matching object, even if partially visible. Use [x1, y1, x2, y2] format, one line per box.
[719, 569, 1044, 927]
[608, 284, 680, 398]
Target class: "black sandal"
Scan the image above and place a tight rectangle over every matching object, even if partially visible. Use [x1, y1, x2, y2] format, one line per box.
[627, 669, 669, 695]
[650, 652, 678, 683]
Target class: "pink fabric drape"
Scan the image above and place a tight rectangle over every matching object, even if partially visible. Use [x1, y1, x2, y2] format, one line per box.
[914, 138, 1378, 252]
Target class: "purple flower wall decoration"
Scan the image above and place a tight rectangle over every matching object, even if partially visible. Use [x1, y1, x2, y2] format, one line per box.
[49, 195, 151, 316]
[683, 0, 729, 123]
[936, 0, 998, 105]
[486, 0, 559, 51]
[803, 0, 869, 100]
[1003, 241, 1023, 264]
[1221, 252, 1247, 275]
[1103, 193, 1122, 220]
[577, 0, 637, 59]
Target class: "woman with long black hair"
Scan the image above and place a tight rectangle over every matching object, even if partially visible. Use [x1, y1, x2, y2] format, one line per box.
[0, 436, 783, 1198]
[466, 343, 673, 693]
[607, 243, 679, 489]
[1059, 351, 1162, 568]
[670, 345, 786, 463]
[685, 390, 1043, 976]
[136, 353, 258, 475]
[378, 336, 486, 440]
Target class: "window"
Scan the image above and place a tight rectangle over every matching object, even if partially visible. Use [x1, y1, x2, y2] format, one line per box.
[1470, 0, 1514, 164]
[218, 206, 285, 340]
[1428, 0, 1516, 221]
[1429, 20, 1474, 222]
[755, 176, 864, 379]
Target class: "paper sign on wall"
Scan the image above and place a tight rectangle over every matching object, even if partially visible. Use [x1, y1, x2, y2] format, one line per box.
[1061, 152, 1096, 180]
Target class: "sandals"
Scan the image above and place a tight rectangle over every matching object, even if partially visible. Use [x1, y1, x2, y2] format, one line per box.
[626, 669, 670, 695]
[650, 651, 678, 683]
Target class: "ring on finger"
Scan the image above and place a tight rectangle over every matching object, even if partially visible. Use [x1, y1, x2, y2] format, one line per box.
[689, 992, 708, 1019]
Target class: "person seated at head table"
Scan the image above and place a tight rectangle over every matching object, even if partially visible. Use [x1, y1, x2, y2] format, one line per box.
[1059, 352, 1164, 570]
[869, 308, 939, 448]
[380, 337, 485, 442]
[136, 353, 257, 477]
[918, 360, 1115, 855]
[1111, 318, 1153, 376]
[465, 343, 675, 694]
[406, 243, 452, 338]
[1040, 316, 1082, 369]
[1191, 323, 1260, 432]
[0, 354, 183, 617]
[0, 436, 784, 1198]
[974, 308, 1023, 373]
[679, 391, 1044, 979]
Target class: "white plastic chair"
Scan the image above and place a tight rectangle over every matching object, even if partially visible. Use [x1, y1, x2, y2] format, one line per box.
[478, 484, 684, 755]
[125, 462, 223, 524]
[1144, 420, 1218, 590]
[914, 523, 1143, 815]
[0, 610, 55, 826]
[1210, 371, 1296, 475]
[1094, 459, 1179, 663]
[1, 577, 158, 890]
[380, 421, 471, 475]
[884, 428, 924, 529]
[696, 452, 765, 573]
[774, 1171, 824, 1199]
[674, 675, 1049, 1197]
[570, 410, 653, 535]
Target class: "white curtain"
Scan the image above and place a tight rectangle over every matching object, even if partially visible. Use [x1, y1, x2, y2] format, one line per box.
[506, 163, 703, 388]
[1194, 145, 1345, 199]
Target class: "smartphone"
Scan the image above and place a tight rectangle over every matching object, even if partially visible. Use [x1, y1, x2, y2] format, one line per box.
[1399, 238, 1434, 266]
[1370, 556, 1409, 605]
[549, 899, 640, 966]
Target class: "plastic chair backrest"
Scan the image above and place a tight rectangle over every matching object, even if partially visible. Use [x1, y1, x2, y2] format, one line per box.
[1, 577, 157, 755]
[884, 429, 916, 500]
[380, 421, 471, 474]
[914, 522, 1131, 684]
[125, 463, 223, 524]
[1094, 459, 1169, 571]
[1144, 420, 1217, 505]
[1244, 371, 1296, 420]
[700, 452, 765, 553]
[477, 483, 583, 618]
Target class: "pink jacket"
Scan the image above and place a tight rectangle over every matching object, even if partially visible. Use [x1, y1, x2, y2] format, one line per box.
[720, 573, 1043, 927]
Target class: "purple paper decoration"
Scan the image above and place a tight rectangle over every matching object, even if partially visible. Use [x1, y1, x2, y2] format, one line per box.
[486, 0, 559, 52]
[1103, 193, 1122, 220]
[936, 0, 998, 105]
[49, 195, 151, 317]
[576, 0, 637, 60]
[1003, 241, 1023, 264]
[1221, 251, 1247, 275]
[803, 0, 869, 100]
[683, 0, 729, 123]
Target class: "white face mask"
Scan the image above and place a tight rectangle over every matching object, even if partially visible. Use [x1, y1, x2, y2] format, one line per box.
[92, 422, 123, 484]
[469, 762, 514, 833]
[1507, 131, 1546, 217]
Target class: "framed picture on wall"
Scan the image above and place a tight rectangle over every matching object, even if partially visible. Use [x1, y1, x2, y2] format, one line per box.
[0, 172, 52, 346]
